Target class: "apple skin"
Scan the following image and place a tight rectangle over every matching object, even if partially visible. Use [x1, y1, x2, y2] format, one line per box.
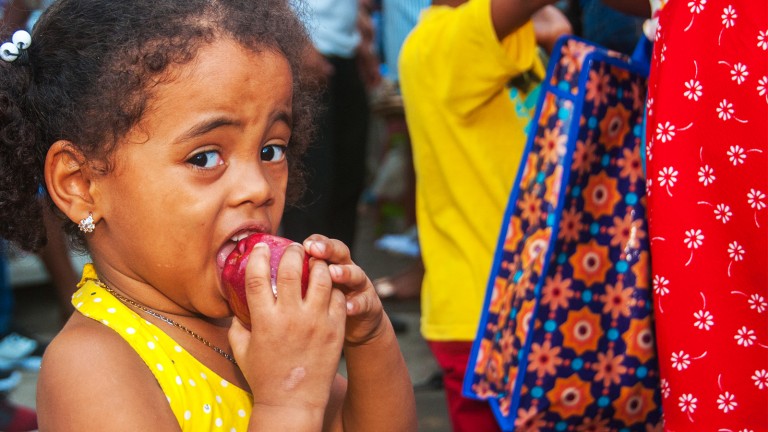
[221, 233, 309, 328]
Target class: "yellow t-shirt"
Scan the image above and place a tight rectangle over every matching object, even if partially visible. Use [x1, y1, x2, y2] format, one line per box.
[73, 264, 253, 431]
[399, 0, 543, 341]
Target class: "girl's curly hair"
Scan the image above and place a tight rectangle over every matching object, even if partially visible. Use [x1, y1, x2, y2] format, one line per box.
[0, 0, 317, 253]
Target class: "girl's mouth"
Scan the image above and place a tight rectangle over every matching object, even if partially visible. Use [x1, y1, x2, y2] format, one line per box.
[216, 230, 261, 272]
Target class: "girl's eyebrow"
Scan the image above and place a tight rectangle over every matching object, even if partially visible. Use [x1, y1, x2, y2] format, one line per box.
[176, 117, 241, 142]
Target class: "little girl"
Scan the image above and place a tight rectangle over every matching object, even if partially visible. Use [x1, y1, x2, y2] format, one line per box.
[0, 1, 417, 430]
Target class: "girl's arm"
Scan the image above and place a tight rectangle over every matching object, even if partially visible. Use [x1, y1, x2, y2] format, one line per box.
[305, 237, 418, 432]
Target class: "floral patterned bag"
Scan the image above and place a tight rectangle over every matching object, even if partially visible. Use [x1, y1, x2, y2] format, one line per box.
[463, 35, 663, 431]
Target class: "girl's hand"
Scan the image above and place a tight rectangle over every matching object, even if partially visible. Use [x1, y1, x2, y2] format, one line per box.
[303, 235, 388, 346]
[228, 242, 347, 421]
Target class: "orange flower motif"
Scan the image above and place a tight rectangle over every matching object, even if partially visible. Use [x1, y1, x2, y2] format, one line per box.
[583, 172, 621, 218]
[576, 415, 610, 432]
[558, 207, 584, 242]
[600, 281, 633, 319]
[631, 251, 650, 289]
[489, 275, 511, 314]
[561, 307, 602, 355]
[471, 380, 497, 399]
[521, 153, 540, 190]
[599, 104, 631, 149]
[519, 191, 543, 226]
[607, 213, 646, 251]
[541, 272, 574, 310]
[612, 384, 658, 426]
[484, 349, 506, 388]
[593, 349, 628, 387]
[514, 407, 547, 432]
[570, 240, 611, 287]
[538, 93, 558, 127]
[624, 318, 656, 363]
[571, 139, 598, 175]
[522, 228, 551, 274]
[547, 375, 595, 419]
[537, 126, 568, 165]
[498, 327, 518, 364]
[527, 339, 563, 378]
[559, 39, 593, 82]
[504, 217, 524, 252]
[515, 299, 536, 342]
[473, 339, 495, 374]
[585, 68, 610, 106]
[610, 65, 631, 82]
[617, 146, 644, 183]
[544, 164, 564, 205]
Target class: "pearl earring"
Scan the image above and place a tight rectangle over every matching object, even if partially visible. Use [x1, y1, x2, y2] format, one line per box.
[78, 213, 95, 233]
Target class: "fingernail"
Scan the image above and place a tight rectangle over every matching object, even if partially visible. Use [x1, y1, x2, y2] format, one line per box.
[253, 242, 269, 249]
[329, 265, 341, 278]
[346, 301, 353, 313]
[313, 241, 326, 254]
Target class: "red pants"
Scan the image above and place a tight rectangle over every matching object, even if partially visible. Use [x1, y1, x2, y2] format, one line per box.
[428, 341, 501, 432]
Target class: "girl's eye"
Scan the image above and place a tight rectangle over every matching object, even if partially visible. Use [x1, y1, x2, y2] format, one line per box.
[187, 150, 223, 169]
[261, 144, 287, 162]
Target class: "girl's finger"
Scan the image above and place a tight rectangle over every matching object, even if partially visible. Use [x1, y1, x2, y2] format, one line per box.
[304, 236, 352, 265]
[328, 264, 368, 290]
[274, 243, 307, 308]
[304, 256, 334, 308]
[244, 242, 278, 317]
[227, 315, 251, 363]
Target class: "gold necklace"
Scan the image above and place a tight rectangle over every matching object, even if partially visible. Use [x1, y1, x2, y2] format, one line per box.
[86, 278, 238, 366]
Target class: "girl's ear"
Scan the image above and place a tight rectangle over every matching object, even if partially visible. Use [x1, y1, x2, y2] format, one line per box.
[44, 140, 99, 226]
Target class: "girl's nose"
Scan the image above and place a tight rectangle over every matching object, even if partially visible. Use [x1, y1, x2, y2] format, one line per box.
[227, 162, 274, 207]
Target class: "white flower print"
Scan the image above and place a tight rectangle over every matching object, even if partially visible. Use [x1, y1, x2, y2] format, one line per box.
[679, 393, 698, 414]
[735, 326, 756, 346]
[694, 310, 714, 330]
[684, 229, 704, 249]
[656, 121, 676, 143]
[727, 241, 745, 277]
[717, 99, 734, 120]
[661, 378, 671, 398]
[730, 63, 748, 84]
[759, 30, 768, 50]
[714, 203, 732, 223]
[698, 165, 715, 186]
[748, 294, 767, 313]
[653, 275, 670, 296]
[646, 140, 654, 162]
[728, 241, 744, 261]
[684, 79, 703, 100]
[728, 145, 746, 165]
[672, 350, 691, 371]
[688, 0, 706, 14]
[646, 97, 654, 116]
[717, 391, 737, 413]
[658, 167, 678, 196]
[752, 369, 768, 389]
[759, 76, 768, 101]
[684, 229, 704, 266]
[721, 5, 737, 28]
[748, 189, 766, 210]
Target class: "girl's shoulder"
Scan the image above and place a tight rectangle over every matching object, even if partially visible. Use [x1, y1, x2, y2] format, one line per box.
[36, 314, 178, 431]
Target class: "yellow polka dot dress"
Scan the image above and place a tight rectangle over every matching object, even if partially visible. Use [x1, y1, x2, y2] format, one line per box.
[72, 264, 253, 431]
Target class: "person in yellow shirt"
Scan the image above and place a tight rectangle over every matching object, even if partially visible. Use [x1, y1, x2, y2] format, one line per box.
[399, 0, 569, 429]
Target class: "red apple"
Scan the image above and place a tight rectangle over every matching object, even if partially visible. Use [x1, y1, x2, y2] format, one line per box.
[221, 233, 309, 328]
